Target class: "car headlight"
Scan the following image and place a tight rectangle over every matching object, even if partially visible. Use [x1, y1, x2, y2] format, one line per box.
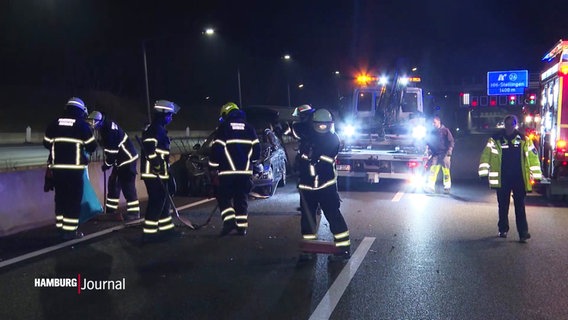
[343, 124, 356, 138]
[412, 125, 427, 139]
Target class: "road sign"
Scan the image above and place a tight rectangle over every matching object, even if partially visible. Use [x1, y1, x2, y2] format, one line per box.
[487, 70, 528, 95]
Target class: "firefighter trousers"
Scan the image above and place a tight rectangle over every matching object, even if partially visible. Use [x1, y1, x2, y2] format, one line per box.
[106, 164, 139, 215]
[143, 178, 174, 234]
[217, 175, 252, 229]
[299, 185, 350, 246]
[53, 169, 83, 232]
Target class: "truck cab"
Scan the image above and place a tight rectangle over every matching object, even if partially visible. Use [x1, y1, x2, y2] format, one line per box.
[335, 75, 427, 186]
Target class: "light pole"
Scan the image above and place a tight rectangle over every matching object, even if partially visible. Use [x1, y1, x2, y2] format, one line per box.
[142, 40, 151, 123]
[283, 54, 292, 107]
[204, 28, 243, 107]
[237, 66, 242, 107]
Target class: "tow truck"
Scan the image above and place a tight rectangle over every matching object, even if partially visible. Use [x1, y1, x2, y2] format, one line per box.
[534, 39, 568, 198]
[335, 72, 427, 187]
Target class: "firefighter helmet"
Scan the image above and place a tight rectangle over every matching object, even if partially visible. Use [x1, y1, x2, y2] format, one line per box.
[292, 104, 313, 117]
[312, 108, 334, 134]
[87, 111, 103, 128]
[220, 102, 239, 118]
[154, 100, 180, 114]
[66, 97, 88, 115]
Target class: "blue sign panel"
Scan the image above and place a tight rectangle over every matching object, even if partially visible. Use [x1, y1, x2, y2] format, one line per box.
[487, 70, 528, 95]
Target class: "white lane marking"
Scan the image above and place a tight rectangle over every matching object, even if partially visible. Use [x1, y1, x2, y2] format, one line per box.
[0, 198, 216, 269]
[309, 236, 376, 320]
[177, 198, 215, 211]
[392, 191, 404, 202]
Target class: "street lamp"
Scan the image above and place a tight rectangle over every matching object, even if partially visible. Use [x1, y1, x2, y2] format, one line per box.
[204, 28, 243, 107]
[282, 54, 292, 107]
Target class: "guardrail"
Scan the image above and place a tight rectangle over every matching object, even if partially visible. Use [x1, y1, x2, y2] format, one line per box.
[0, 130, 212, 171]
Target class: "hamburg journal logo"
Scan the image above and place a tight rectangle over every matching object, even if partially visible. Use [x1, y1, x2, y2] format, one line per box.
[34, 274, 126, 294]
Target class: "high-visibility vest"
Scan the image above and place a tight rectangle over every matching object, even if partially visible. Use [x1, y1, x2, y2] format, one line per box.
[478, 132, 542, 191]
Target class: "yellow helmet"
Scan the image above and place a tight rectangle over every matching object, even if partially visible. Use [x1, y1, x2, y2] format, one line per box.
[220, 102, 239, 118]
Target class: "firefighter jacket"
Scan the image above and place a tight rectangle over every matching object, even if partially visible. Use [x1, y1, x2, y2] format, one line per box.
[98, 118, 138, 168]
[43, 109, 97, 170]
[208, 115, 260, 176]
[478, 130, 542, 191]
[141, 121, 170, 180]
[426, 124, 455, 156]
[297, 131, 340, 191]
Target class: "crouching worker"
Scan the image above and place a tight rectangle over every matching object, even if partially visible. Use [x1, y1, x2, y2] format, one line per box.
[209, 102, 260, 236]
[88, 111, 140, 221]
[298, 108, 350, 261]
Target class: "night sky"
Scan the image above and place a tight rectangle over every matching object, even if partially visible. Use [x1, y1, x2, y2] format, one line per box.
[1, 0, 567, 109]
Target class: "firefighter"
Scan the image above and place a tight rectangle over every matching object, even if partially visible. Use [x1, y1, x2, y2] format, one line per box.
[425, 116, 455, 193]
[140, 100, 180, 242]
[287, 104, 321, 213]
[87, 111, 140, 221]
[43, 97, 98, 240]
[297, 108, 351, 261]
[208, 102, 260, 236]
[284, 104, 315, 141]
[478, 114, 542, 242]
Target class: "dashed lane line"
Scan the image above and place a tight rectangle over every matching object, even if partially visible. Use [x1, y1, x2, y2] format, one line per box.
[309, 236, 376, 320]
[0, 198, 216, 269]
[392, 191, 404, 202]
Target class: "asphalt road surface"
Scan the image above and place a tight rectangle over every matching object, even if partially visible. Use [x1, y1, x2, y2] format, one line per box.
[1, 178, 567, 320]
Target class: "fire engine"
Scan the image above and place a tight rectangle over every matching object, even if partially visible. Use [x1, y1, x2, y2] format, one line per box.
[536, 39, 568, 198]
[335, 72, 427, 187]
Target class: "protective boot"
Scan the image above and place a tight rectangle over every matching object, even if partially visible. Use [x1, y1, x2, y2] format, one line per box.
[328, 245, 351, 262]
[61, 230, 84, 241]
[219, 221, 238, 237]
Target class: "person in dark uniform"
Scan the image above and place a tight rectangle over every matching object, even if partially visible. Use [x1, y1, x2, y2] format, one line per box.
[43, 97, 98, 240]
[285, 104, 315, 141]
[140, 100, 180, 242]
[479, 115, 542, 242]
[87, 111, 140, 221]
[425, 116, 455, 193]
[297, 108, 351, 261]
[208, 102, 260, 236]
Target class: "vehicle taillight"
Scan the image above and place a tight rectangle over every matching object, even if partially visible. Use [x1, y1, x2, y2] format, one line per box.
[557, 140, 567, 154]
[408, 161, 419, 168]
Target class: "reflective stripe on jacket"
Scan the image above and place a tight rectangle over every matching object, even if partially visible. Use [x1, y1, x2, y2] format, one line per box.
[298, 131, 340, 190]
[99, 119, 138, 167]
[478, 131, 542, 191]
[43, 113, 97, 170]
[208, 119, 260, 176]
[141, 122, 170, 180]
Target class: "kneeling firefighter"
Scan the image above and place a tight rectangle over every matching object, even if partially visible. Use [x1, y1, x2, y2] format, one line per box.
[208, 102, 260, 236]
[297, 108, 351, 260]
